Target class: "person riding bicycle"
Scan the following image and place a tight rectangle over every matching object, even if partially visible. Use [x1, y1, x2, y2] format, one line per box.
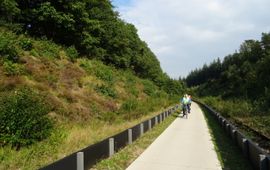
[187, 95, 192, 113]
[181, 94, 189, 117]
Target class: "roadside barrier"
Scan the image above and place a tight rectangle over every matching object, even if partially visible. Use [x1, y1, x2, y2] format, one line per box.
[40, 106, 178, 170]
[195, 100, 270, 170]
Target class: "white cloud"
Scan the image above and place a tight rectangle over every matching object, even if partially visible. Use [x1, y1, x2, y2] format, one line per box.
[115, 0, 270, 78]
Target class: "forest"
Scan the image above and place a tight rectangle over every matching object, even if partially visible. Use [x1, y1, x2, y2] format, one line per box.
[186, 33, 270, 112]
[186, 33, 270, 148]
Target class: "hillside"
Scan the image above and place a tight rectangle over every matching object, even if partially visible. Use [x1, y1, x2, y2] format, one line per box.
[0, 1, 185, 168]
[0, 26, 183, 169]
[185, 33, 270, 150]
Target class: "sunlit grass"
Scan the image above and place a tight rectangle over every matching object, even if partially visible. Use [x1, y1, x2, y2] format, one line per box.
[0, 107, 173, 170]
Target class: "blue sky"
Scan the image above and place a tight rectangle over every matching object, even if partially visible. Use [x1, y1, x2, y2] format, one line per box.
[112, 0, 132, 7]
[111, 0, 270, 78]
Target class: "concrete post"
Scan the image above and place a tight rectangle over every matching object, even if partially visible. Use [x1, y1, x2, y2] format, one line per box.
[128, 129, 132, 144]
[109, 138, 114, 157]
[140, 123, 144, 136]
[231, 129, 237, 142]
[148, 120, 152, 130]
[242, 139, 249, 157]
[259, 154, 267, 170]
[160, 114, 162, 122]
[226, 124, 230, 135]
[222, 119, 226, 129]
[155, 116, 158, 125]
[76, 152, 84, 170]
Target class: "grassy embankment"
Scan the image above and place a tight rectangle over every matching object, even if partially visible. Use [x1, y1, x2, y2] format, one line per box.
[0, 27, 179, 170]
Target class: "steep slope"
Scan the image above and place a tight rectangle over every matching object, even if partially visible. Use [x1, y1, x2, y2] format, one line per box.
[0, 27, 180, 169]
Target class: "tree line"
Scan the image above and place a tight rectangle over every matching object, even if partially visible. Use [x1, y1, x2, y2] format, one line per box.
[0, 0, 184, 95]
[186, 33, 270, 112]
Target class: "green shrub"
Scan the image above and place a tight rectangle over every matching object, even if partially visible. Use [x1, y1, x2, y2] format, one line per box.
[0, 32, 18, 62]
[35, 40, 60, 59]
[142, 80, 157, 96]
[19, 38, 32, 51]
[66, 46, 79, 62]
[95, 85, 117, 98]
[0, 87, 53, 149]
[121, 98, 138, 113]
[79, 59, 92, 73]
[30, 49, 39, 57]
[3, 61, 25, 75]
[95, 67, 115, 84]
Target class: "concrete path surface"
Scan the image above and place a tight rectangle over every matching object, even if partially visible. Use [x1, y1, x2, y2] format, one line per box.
[126, 103, 222, 170]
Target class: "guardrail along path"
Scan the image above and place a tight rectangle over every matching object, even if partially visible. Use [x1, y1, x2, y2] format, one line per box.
[127, 103, 222, 170]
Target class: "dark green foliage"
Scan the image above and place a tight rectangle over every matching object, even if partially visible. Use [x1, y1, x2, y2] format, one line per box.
[0, 32, 18, 62]
[66, 46, 79, 62]
[0, 87, 52, 149]
[186, 32, 270, 113]
[19, 38, 32, 51]
[3, 61, 25, 76]
[95, 68, 115, 84]
[95, 84, 117, 98]
[0, 0, 20, 22]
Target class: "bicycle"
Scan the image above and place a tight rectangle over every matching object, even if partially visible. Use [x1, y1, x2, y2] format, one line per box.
[182, 104, 188, 119]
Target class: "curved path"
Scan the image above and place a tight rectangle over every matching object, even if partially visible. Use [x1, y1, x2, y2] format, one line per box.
[126, 103, 222, 170]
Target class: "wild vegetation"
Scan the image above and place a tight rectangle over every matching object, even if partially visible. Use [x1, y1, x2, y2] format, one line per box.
[185, 33, 270, 150]
[0, 0, 185, 169]
[0, 0, 184, 94]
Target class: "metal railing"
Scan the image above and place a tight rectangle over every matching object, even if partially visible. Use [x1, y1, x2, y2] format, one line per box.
[40, 106, 178, 170]
[196, 100, 270, 170]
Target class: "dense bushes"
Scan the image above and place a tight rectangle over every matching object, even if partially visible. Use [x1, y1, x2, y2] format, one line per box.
[0, 31, 18, 62]
[0, 87, 52, 149]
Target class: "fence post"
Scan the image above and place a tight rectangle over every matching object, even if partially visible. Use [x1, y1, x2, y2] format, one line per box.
[109, 138, 114, 157]
[231, 129, 237, 142]
[77, 152, 84, 170]
[148, 120, 152, 130]
[242, 139, 249, 157]
[160, 114, 162, 122]
[128, 129, 132, 144]
[155, 116, 158, 125]
[226, 124, 230, 135]
[140, 123, 144, 137]
[222, 119, 226, 129]
[259, 154, 267, 170]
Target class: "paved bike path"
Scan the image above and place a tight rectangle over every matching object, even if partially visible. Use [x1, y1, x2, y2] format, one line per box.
[126, 103, 222, 170]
